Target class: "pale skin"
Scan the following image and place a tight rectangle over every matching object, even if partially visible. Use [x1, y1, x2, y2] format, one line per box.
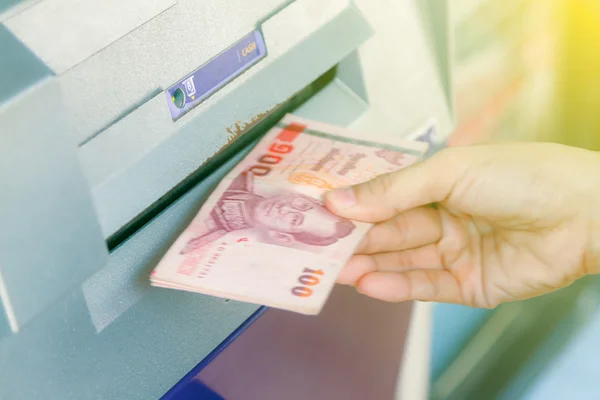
[324, 142, 600, 308]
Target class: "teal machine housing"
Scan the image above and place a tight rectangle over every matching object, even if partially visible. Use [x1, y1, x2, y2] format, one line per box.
[0, 0, 454, 398]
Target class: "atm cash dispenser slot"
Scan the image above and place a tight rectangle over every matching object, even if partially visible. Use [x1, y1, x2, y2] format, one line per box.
[1, 0, 454, 398]
[78, 0, 374, 241]
[0, 0, 374, 339]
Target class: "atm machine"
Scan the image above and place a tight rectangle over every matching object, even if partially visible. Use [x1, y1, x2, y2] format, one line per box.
[0, 0, 454, 398]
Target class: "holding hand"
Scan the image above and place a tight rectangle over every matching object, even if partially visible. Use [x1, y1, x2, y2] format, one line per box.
[324, 143, 600, 308]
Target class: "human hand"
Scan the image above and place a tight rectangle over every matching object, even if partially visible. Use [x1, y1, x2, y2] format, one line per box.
[324, 142, 600, 308]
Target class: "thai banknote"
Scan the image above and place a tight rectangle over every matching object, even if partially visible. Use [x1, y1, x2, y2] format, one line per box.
[150, 114, 433, 314]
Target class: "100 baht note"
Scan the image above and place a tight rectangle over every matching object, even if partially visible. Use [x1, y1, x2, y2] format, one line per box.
[150, 114, 433, 314]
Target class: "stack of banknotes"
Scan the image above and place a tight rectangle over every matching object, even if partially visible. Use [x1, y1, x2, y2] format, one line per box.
[150, 114, 435, 314]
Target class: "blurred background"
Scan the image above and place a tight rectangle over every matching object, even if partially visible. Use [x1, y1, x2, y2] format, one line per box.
[431, 0, 600, 398]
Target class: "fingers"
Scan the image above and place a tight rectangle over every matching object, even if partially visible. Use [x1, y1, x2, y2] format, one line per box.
[356, 270, 464, 304]
[355, 207, 442, 255]
[337, 244, 442, 285]
[324, 148, 460, 222]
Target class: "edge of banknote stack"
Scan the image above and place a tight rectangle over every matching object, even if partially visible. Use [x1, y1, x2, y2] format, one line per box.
[150, 114, 437, 315]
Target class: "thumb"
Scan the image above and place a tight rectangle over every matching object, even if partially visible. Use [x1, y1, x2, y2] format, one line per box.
[324, 148, 459, 222]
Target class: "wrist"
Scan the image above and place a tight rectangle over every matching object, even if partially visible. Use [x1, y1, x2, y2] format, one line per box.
[584, 153, 600, 275]
[586, 206, 600, 275]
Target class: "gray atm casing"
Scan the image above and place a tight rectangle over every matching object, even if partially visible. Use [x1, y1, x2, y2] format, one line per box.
[0, 0, 453, 398]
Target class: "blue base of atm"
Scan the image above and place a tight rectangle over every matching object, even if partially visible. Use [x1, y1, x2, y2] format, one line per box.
[164, 380, 224, 400]
[162, 306, 268, 400]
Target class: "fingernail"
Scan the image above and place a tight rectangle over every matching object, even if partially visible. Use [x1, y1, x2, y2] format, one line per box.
[327, 187, 356, 208]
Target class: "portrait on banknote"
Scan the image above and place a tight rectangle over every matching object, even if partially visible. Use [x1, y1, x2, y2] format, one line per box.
[180, 171, 355, 254]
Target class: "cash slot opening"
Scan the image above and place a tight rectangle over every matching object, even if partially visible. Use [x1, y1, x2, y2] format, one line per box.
[107, 66, 339, 252]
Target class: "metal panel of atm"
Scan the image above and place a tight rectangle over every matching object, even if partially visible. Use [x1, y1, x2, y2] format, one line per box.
[0, 0, 454, 398]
